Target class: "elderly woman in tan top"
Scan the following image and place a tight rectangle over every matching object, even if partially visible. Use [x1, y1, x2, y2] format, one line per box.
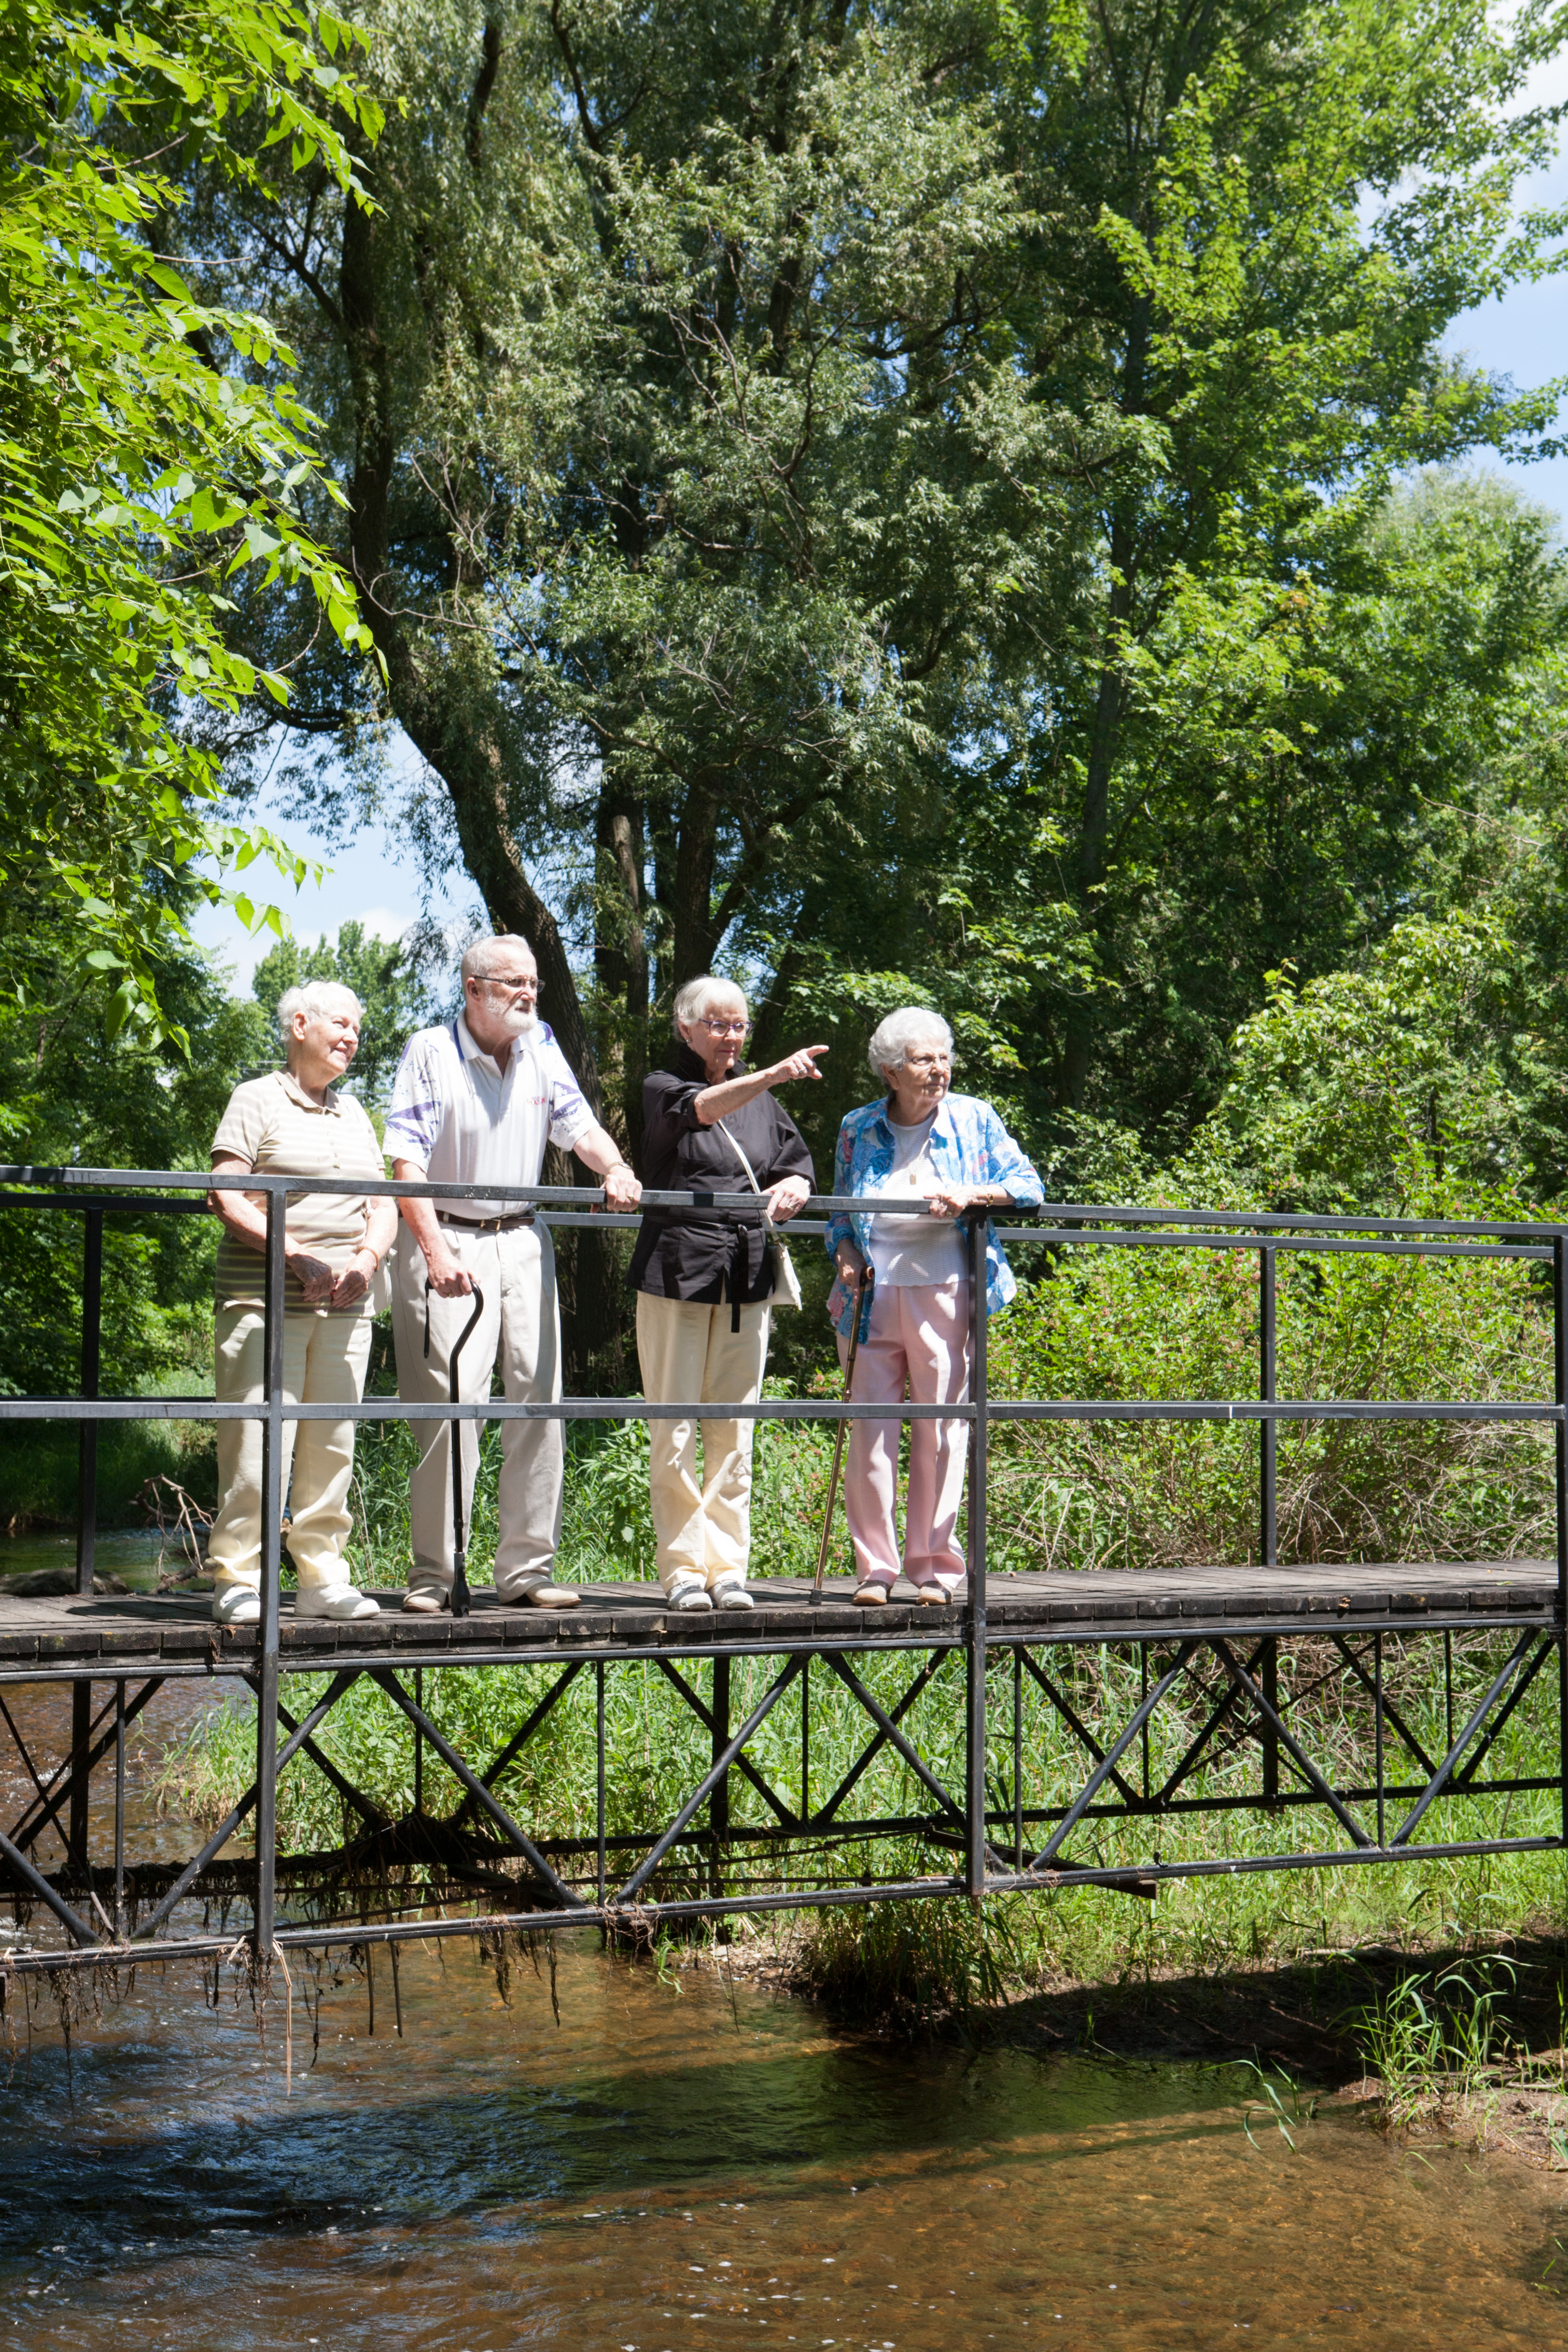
[206, 981, 398, 1626]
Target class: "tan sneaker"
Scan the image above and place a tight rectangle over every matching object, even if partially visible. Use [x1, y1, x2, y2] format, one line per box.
[401, 1582, 446, 1615]
[499, 1580, 580, 1610]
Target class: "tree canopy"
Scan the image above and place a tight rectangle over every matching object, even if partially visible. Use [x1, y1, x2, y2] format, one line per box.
[0, 0, 383, 1041]
[10, 0, 1568, 1387]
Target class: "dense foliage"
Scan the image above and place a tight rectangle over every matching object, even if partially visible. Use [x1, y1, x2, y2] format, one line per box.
[0, 0, 382, 1040]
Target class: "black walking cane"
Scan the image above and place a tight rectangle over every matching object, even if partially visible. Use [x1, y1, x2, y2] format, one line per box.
[810, 1267, 872, 1605]
[425, 1281, 486, 1619]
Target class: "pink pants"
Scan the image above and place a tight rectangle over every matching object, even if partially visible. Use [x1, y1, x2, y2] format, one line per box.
[837, 1280, 970, 1590]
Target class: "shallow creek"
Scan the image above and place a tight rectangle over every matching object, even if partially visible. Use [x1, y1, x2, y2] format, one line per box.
[0, 1562, 1563, 2349]
[0, 1933, 1560, 2350]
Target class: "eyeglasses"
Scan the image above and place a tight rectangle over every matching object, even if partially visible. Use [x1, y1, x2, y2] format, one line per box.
[698, 1017, 749, 1037]
[476, 974, 541, 996]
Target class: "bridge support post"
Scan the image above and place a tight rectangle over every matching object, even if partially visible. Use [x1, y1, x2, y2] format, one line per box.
[1259, 1239, 1279, 1808]
[710, 1654, 731, 1839]
[1555, 1232, 1567, 1849]
[67, 1208, 103, 1876]
[965, 1212, 989, 1897]
[253, 1190, 285, 1962]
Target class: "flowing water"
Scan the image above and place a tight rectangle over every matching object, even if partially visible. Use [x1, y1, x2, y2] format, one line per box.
[0, 1531, 189, 1595]
[0, 1550, 1563, 2348]
[0, 1934, 1563, 2348]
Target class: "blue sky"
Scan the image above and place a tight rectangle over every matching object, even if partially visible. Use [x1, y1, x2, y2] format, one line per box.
[191, 56, 1568, 998]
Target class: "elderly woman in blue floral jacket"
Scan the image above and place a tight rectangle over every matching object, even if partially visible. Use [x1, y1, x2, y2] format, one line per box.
[825, 1009, 1042, 1605]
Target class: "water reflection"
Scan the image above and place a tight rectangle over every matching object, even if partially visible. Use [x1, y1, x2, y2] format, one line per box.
[0, 1936, 1562, 2348]
[0, 1532, 186, 1593]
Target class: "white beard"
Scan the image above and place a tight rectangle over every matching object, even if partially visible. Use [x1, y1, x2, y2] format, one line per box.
[496, 1005, 540, 1041]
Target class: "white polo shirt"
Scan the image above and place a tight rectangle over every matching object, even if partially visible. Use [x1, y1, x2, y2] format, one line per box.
[383, 1016, 594, 1217]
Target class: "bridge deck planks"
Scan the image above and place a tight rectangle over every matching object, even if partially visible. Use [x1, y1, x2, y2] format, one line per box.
[0, 1559, 1555, 1674]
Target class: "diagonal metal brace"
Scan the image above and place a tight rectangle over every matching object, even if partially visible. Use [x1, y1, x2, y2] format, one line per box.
[1213, 1627, 1373, 1844]
[7, 1679, 165, 1855]
[369, 1669, 583, 1910]
[133, 1670, 360, 1940]
[1331, 1635, 1439, 1780]
[1029, 1646, 1194, 1871]
[822, 1651, 966, 1826]
[0, 1824, 98, 1947]
[651, 1657, 798, 1829]
[1391, 1628, 1540, 1847]
[1454, 1634, 1554, 1789]
[1020, 1647, 1144, 1809]
[267, 1671, 384, 1831]
[814, 1650, 953, 1829]
[1150, 1646, 1264, 1806]
[614, 1657, 803, 1905]
[452, 1662, 585, 1826]
[1210, 1639, 1374, 1849]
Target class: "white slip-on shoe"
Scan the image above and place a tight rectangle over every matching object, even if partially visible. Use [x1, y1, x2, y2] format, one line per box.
[709, 1577, 754, 1611]
[295, 1586, 381, 1621]
[665, 1573, 713, 1613]
[401, 1582, 447, 1615]
[211, 1583, 260, 1627]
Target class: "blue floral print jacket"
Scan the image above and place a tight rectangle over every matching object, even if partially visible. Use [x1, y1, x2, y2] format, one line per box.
[824, 1092, 1044, 1338]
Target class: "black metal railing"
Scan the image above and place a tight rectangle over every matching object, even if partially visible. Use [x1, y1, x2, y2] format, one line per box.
[0, 1162, 1563, 1961]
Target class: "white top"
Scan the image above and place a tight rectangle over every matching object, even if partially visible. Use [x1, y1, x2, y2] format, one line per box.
[210, 1069, 387, 1312]
[866, 1115, 966, 1288]
[383, 1016, 594, 1217]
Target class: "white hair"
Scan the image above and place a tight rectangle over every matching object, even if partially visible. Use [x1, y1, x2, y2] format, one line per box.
[462, 932, 535, 984]
[868, 1006, 952, 1081]
[277, 980, 363, 1038]
[673, 974, 749, 1034]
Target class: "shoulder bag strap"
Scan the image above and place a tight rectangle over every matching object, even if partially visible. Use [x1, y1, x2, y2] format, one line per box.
[713, 1116, 771, 1222]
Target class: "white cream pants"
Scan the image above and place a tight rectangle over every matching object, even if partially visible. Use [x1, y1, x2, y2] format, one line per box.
[391, 1221, 563, 1596]
[636, 1293, 771, 1593]
[208, 1307, 374, 1598]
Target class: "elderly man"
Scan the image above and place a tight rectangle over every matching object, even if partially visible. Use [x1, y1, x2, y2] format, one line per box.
[384, 934, 641, 1612]
[207, 980, 399, 1626]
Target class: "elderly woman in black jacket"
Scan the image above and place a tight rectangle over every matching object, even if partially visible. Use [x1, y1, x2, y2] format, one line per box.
[628, 976, 823, 1611]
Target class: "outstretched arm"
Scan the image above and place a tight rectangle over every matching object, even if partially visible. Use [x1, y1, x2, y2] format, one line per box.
[693, 1044, 829, 1124]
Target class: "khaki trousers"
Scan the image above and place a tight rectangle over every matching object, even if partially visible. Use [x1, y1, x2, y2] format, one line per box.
[391, 1221, 563, 1596]
[636, 1293, 771, 1593]
[208, 1307, 374, 1597]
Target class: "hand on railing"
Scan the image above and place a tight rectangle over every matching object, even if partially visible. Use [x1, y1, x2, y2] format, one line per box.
[766, 1175, 811, 1223]
[924, 1184, 1008, 1221]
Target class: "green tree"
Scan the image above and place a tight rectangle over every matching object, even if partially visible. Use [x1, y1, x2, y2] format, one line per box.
[0, 0, 383, 1041]
[998, 0, 1568, 1111]
[0, 923, 271, 1398]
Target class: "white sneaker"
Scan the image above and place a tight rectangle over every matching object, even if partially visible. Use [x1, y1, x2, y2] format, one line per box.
[666, 1574, 713, 1613]
[212, 1584, 260, 1627]
[709, 1578, 754, 1611]
[295, 1586, 381, 1621]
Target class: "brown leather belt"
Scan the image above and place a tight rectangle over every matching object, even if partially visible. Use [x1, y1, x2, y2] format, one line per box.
[436, 1210, 535, 1234]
